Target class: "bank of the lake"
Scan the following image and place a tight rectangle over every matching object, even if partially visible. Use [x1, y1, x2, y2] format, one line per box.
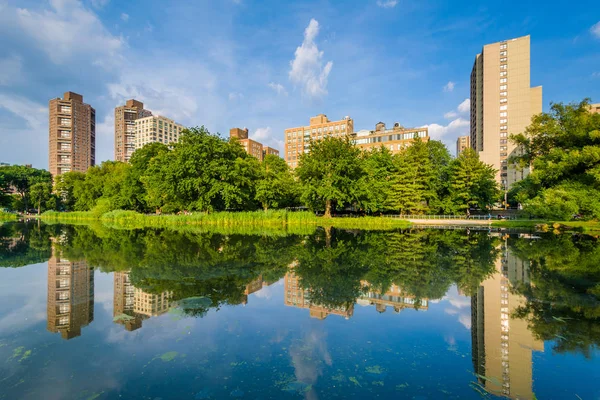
[39, 210, 412, 231]
[0, 211, 17, 221]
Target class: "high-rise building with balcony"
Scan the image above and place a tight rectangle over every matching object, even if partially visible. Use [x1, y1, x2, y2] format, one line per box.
[114, 99, 152, 162]
[470, 35, 542, 190]
[133, 115, 185, 151]
[456, 135, 471, 156]
[49, 92, 95, 176]
[47, 250, 94, 340]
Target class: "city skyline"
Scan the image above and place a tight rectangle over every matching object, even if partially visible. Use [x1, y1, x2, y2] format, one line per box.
[0, 0, 598, 169]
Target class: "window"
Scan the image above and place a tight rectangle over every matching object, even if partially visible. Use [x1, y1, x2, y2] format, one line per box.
[500, 65, 507, 70]
[500, 99, 508, 103]
[500, 125, 508, 130]
[500, 57, 507, 62]
[500, 139, 507, 144]
[500, 51, 507, 56]
[500, 105, 508, 111]
[500, 91, 508, 96]
[500, 119, 508, 124]
[500, 146, 508, 151]
[500, 85, 507, 90]
[500, 78, 507, 83]
[59, 304, 70, 313]
[500, 71, 507, 76]
[500, 112, 507, 117]
[500, 44, 507, 50]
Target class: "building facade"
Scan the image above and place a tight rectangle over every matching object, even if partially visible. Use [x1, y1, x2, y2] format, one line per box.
[49, 92, 95, 176]
[47, 250, 94, 340]
[134, 115, 185, 150]
[284, 114, 354, 168]
[230, 128, 281, 161]
[114, 99, 152, 162]
[352, 122, 429, 154]
[456, 135, 471, 156]
[589, 103, 600, 114]
[357, 281, 429, 313]
[470, 35, 542, 190]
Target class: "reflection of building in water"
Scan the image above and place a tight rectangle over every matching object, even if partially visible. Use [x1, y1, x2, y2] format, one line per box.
[471, 242, 544, 399]
[241, 274, 275, 305]
[357, 281, 429, 313]
[113, 271, 172, 331]
[47, 252, 94, 340]
[284, 270, 354, 319]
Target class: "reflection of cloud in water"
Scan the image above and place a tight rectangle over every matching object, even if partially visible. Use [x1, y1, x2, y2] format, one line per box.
[442, 285, 472, 330]
[0, 264, 47, 333]
[253, 280, 283, 300]
[289, 327, 332, 399]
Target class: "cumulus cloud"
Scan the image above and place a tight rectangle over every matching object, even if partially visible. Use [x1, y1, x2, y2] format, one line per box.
[591, 21, 600, 38]
[444, 111, 458, 119]
[120, 13, 129, 22]
[442, 286, 472, 330]
[253, 127, 272, 141]
[289, 19, 333, 98]
[457, 98, 470, 113]
[14, 0, 123, 67]
[443, 81, 455, 92]
[91, 0, 110, 9]
[376, 0, 398, 8]
[423, 118, 469, 141]
[268, 82, 288, 96]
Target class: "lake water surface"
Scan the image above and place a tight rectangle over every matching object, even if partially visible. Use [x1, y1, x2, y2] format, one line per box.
[0, 222, 598, 399]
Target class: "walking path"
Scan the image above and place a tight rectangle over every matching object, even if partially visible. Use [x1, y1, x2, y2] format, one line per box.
[407, 218, 493, 226]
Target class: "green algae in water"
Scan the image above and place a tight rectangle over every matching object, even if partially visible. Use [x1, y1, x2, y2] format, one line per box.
[8, 346, 24, 362]
[372, 381, 384, 386]
[18, 350, 32, 363]
[158, 351, 179, 362]
[365, 365, 384, 374]
[349, 377, 361, 387]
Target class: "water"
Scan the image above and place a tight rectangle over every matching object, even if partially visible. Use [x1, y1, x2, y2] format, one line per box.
[0, 222, 598, 400]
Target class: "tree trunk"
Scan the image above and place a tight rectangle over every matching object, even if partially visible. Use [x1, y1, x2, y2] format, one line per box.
[263, 203, 268, 212]
[324, 199, 332, 218]
[324, 225, 332, 248]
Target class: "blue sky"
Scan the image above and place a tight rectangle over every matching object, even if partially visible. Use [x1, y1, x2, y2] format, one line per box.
[0, 0, 598, 169]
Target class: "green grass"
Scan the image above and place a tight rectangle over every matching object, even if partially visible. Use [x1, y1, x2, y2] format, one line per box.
[40, 210, 412, 231]
[0, 211, 18, 221]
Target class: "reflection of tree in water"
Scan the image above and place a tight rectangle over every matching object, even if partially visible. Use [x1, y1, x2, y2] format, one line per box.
[0, 221, 57, 267]
[510, 234, 600, 357]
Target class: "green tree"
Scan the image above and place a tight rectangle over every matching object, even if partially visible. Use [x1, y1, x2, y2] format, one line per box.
[296, 137, 365, 217]
[30, 181, 53, 214]
[510, 99, 600, 219]
[0, 165, 52, 212]
[143, 127, 261, 213]
[361, 146, 395, 213]
[128, 142, 170, 212]
[448, 148, 499, 213]
[54, 171, 86, 211]
[255, 154, 298, 211]
[386, 139, 436, 214]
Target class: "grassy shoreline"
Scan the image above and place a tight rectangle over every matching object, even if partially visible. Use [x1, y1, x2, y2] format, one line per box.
[0, 211, 18, 221]
[39, 210, 412, 231]
[32, 210, 600, 233]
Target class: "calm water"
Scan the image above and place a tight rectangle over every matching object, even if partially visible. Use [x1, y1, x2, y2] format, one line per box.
[0, 223, 599, 400]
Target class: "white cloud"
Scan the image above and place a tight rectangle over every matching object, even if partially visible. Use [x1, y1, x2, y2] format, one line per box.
[268, 82, 288, 96]
[443, 81, 455, 92]
[289, 19, 333, 98]
[376, 0, 398, 8]
[253, 127, 271, 141]
[444, 111, 458, 119]
[90, 0, 110, 9]
[457, 98, 470, 113]
[228, 92, 244, 101]
[14, 0, 123, 67]
[592, 72, 600, 78]
[423, 118, 469, 141]
[120, 13, 129, 22]
[591, 21, 600, 38]
[0, 94, 46, 130]
[0, 55, 23, 86]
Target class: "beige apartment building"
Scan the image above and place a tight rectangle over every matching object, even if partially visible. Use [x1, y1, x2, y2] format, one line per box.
[134, 115, 185, 151]
[470, 35, 542, 190]
[456, 135, 471, 156]
[230, 128, 280, 161]
[589, 103, 600, 114]
[114, 99, 152, 162]
[48, 92, 95, 176]
[471, 239, 543, 399]
[357, 281, 429, 313]
[47, 250, 94, 340]
[353, 122, 429, 154]
[284, 114, 354, 168]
